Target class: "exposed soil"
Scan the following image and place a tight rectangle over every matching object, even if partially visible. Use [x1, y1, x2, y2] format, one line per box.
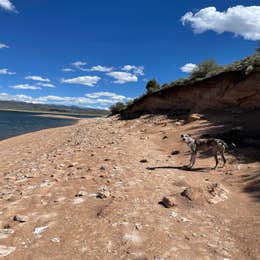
[0, 115, 259, 259]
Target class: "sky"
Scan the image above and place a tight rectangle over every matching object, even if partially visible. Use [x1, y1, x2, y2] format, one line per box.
[0, 0, 259, 109]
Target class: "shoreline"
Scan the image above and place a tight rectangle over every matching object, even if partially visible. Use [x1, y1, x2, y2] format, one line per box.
[0, 108, 108, 118]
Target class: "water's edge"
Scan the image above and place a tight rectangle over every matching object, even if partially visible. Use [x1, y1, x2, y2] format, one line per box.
[0, 110, 91, 141]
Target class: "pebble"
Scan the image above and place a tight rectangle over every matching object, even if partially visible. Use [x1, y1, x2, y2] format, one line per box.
[13, 215, 28, 223]
[96, 186, 110, 199]
[0, 245, 16, 257]
[33, 225, 49, 235]
[51, 237, 61, 243]
[160, 196, 177, 208]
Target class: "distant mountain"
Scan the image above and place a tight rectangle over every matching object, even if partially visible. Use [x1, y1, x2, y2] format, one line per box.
[0, 100, 108, 116]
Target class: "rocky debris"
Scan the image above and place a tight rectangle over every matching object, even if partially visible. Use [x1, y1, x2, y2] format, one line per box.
[33, 225, 49, 235]
[207, 183, 229, 204]
[159, 196, 177, 208]
[169, 211, 178, 218]
[13, 214, 28, 223]
[0, 245, 16, 257]
[96, 186, 110, 199]
[162, 135, 168, 140]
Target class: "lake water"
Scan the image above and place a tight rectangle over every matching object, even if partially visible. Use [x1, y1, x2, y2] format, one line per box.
[0, 110, 88, 141]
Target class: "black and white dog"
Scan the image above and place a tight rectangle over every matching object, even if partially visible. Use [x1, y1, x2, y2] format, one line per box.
[180, 134, 228, 169]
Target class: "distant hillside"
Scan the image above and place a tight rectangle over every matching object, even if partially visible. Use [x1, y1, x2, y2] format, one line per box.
[0, 100, 108, 116]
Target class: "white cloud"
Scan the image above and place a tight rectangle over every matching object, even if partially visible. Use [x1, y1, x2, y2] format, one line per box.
[62, 68, 74, 72]
[106, 71, 138, 84]
[0, 43, 9, 49]
[85, 91, 127, 101]
[11, 84, 41, 90]
[71, 61, 88, 71]
[0, 68, 15, 75]
[180, 63, 198, 73]
[122, 65, 144, 75]
[90, 65, 113, 72]
[0, 0, 16, 12]
[181, 5, 260, 41]
[37, 83, 56, 88]
[25, 76, 50, 82]
[61, 75, 101, 87]
[0, 91, 130, 109]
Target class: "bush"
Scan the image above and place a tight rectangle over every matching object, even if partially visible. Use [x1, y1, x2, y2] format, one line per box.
[109, 102, 126, 115]
[146, 78, 160, 94]
[190, 59, 221, 79]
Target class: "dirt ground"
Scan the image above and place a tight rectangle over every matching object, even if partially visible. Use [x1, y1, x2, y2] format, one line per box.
[0, 115, 259, 260]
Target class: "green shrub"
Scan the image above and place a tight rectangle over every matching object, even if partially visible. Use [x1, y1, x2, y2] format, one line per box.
[190, 59, 221, 79]
[145, 78, 160, 94]
[109, 102, 126, 115]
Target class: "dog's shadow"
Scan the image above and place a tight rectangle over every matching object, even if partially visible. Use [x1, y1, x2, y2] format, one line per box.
[146, 165, 211, 172]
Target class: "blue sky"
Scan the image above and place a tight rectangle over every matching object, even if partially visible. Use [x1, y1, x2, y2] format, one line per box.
[0, 0, 259, 109]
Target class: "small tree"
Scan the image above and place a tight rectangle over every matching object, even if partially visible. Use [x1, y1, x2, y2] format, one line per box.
[190, 59, 221, 79]
[146, 78, 160, 94]
[109, 102, 126, 115]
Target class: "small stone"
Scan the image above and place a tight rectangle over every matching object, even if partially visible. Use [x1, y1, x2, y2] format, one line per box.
[33, 225, 48, 235]
[180, 217, 190, 223]
[0, 245, 16, 257]
[51, 237, 61, 243]
[162, 136, 168, 140]
[140, 159, 148, 163]
[160, 196, 177, 208]
[169, 211, 178, 218]
[171, 150, 180, 155]
[96, 186, 110, 199]
[100, 165, 106, 170]
[75, 191, 88, 197]
[13, 215, 28, 223]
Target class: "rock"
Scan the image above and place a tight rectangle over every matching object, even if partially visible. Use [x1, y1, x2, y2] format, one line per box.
[187, 113, 203, 122]
[100, 165, 106, 171]
[180, 217, 190, 223]
[207, 183, 229, 204]
[169, 211, 178, 218]
[162, 136, 168, 140]
[13, 214, 28, 223]
[0, 228, 14, 239]
[181, 187, 204, 202]
[140, 159, 148, 163]
[0, 245, 16, 257]
[33, 225, 48, 235]
[75, 191, 88, 197]
[171, 150, 180, 155]
[51, 237, 61, 243]
[160, 196, 177, 208]
[96, 186, 110, 199]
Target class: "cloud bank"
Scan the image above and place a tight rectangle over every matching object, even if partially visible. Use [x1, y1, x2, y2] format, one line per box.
[181, 5, 260, 40]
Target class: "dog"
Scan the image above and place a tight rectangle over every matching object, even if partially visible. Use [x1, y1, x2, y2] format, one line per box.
[180, 134, 228, 169]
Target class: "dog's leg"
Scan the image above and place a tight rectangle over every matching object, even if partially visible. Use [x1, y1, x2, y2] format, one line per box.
[213, 151, 219, 169]
[187, 151, 196, 168]
[220, 151, 226, 167]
